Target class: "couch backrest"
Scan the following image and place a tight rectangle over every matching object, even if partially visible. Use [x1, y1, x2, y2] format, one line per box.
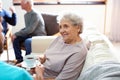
[42, 13, 59, 36]
[32, 36, 57, 53]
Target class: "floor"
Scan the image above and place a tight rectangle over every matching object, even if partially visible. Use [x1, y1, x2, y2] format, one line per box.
[0, 44, 25, 61]
[0, 42, 120, 61]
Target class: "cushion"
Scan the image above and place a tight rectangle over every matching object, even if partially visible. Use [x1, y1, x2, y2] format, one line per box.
[42, 14, 59, 36]
[32, 36, 57, 53]
[81, 29, 117, 72]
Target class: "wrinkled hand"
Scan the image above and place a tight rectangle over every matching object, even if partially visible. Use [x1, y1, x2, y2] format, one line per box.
[38, 55, 46, 64]
[9, 6, 16, 13]
[35, 64, 45, 80]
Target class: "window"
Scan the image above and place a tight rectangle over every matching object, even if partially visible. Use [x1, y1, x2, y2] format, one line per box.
[13, 0, 106, 5]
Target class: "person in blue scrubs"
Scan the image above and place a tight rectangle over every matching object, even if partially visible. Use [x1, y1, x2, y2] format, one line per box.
[0, 22, 33, 80]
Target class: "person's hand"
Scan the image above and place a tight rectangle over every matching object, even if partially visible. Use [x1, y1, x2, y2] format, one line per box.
[35, 64, 45, 80]
[11, 34, 16, 42]
[38, 55, 46, 64]
[16, 62, 22, 67]
[9, 6, 16, 13]
[33, 74, 37, 80]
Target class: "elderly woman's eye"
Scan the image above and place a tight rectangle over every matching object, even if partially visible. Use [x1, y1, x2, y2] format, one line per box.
[63, 24, 69, 28]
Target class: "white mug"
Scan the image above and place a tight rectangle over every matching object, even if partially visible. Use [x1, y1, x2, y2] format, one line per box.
[23, 54, 37, 69]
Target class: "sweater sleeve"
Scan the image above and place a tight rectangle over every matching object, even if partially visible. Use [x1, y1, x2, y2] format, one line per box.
[56, 50, 87, 80]
[15, 13, 39, 37]
[4, 10, 17, 26]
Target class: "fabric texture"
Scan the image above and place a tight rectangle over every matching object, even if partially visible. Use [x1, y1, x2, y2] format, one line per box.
[24, 38, 32, 55]
[43, 36, 87, 80]
[80, 27, 117, 72]
[0, 61, 33, 80]
[78, 62, 120, 80]
[13, 36, 31, 62]
[76, 27, 119, 80]
[42, 13, 59, 35]
[15, 10, 46, 37]
[32, 36, 57, 53]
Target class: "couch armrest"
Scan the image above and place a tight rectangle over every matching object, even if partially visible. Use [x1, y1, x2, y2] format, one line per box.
[32, 36, 57, 54]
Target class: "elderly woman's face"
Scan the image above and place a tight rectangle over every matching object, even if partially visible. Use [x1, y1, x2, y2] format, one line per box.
[59, 19, 80, 44]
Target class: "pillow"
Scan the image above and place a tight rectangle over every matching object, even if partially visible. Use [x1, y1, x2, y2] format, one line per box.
[80, 34, 91, 50]
[81, 38, 117, 73]
[80, 28, 118, 73]
[42, 13, 59, 36]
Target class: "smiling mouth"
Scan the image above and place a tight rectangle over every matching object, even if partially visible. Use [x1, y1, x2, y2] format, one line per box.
[62, 34, 67, 37]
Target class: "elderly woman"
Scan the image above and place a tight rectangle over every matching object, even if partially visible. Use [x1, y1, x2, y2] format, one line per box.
[34, 12, 88, 80]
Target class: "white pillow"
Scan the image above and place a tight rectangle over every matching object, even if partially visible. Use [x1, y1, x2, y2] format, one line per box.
[81, 40, 117, 73]
[81, 28, 117, 73]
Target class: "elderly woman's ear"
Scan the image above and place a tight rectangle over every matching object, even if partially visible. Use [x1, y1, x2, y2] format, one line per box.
[77, 25, 82, 34]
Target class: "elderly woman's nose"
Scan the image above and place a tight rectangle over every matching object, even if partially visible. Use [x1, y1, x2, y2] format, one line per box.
[59, 27, 64, 33]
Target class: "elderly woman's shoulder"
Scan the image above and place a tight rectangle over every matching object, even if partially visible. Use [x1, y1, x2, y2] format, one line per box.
[55, 36, 62, 41]
[52, 36, 63, 44]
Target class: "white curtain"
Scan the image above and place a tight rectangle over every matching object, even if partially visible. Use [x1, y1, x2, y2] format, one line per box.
[107, 0, 120, 42]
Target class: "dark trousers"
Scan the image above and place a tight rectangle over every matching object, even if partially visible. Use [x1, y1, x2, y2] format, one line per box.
[13, 36, 31, 62]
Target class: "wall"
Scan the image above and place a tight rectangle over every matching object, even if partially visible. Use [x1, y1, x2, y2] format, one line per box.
[2, 0, 106, 34]
[2, 0, 13, 11]
[14, 4, 105, 34]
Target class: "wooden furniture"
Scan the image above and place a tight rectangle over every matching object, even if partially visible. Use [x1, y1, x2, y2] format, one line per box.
[4, 25, 12, 61]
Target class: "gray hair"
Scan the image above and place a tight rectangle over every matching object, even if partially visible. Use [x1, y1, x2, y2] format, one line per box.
[24, 0, 33, 6]
[57, 12, 83, 34]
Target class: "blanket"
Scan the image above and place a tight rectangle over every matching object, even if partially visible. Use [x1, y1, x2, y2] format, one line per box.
[77, 61, 120, 80]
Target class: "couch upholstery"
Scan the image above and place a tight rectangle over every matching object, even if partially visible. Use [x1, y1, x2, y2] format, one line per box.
[77, 28, 120, 80]
[32, 36, 57, 53]
[80, 27, 117, 71]
[41, 13, 59, 36]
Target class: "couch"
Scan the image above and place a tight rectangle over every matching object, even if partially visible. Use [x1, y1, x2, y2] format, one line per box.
[77, 28, 120, 80]
[31, 13, 120, 80]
